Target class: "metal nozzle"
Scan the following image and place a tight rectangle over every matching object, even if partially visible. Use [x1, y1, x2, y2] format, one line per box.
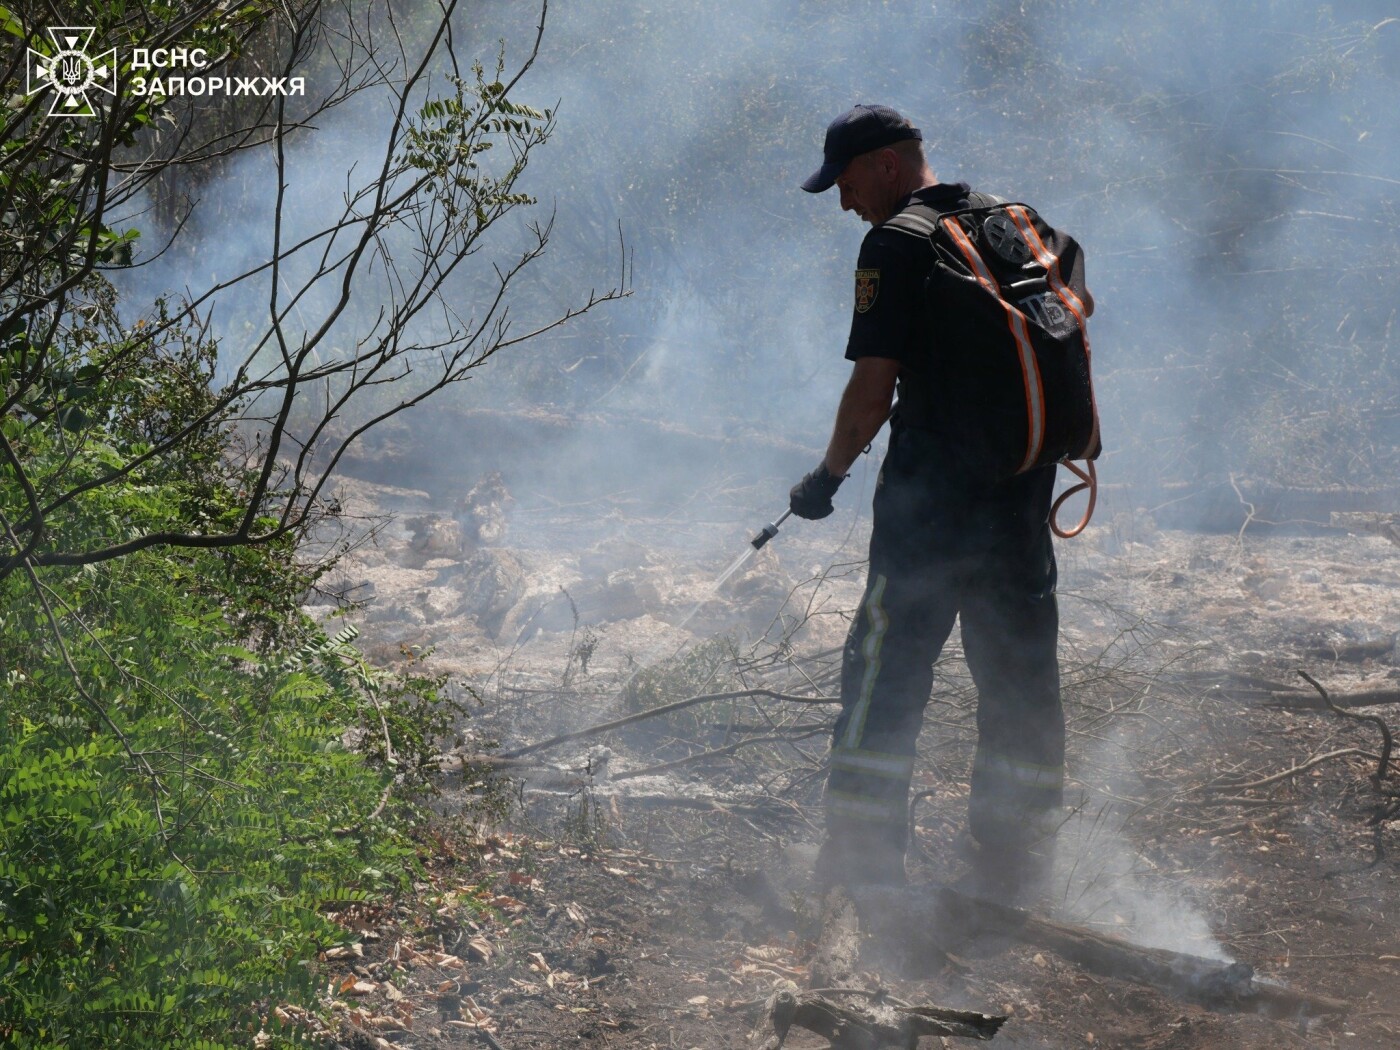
[749, 509, 792, 550]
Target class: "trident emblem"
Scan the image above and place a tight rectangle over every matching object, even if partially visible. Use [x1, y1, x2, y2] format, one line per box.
[27, 27, 117, 118]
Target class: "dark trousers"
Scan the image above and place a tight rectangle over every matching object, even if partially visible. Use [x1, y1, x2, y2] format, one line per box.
[825, 427, 1064, 852]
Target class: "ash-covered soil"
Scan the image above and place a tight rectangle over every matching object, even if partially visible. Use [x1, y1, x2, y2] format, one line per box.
[308, 472, 1400, 1049]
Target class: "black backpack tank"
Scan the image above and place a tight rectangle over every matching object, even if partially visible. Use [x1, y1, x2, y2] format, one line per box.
[884, 196, 1101, 482]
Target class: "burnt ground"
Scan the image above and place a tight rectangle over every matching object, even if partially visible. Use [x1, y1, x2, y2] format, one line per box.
[302, 471, 1400, 1050]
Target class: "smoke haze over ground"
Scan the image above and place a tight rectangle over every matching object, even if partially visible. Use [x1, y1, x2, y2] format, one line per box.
[118, 0, 1400, 520]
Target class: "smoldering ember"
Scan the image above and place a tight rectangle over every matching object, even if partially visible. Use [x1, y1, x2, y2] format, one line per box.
[5, 1, 1400, 1048]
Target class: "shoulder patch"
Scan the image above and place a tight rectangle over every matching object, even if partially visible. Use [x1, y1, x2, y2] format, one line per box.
[854, 268, 880, 314]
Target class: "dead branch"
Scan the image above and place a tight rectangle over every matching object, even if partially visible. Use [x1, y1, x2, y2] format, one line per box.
[602, 794, 796, 821]
[500, 688, 835, 758]
[1298, 670, 1394, 784]
[1229, 473, 1258, 544]
[1175, 669, 1304, 694]
[852, 885, 1349, 1020]
[611, 729, 824, 782]
[1207, 747, 1383, 791]
[1270, 687, 1400, 710]
[434, 752, 554, 773]
[1196, 795, 1304, 808]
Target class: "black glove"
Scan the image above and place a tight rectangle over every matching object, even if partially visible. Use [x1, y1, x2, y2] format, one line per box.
[789, 462, 845, 520]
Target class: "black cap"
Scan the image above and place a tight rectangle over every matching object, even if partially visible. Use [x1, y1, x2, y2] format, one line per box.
[801, 105, 923, 193]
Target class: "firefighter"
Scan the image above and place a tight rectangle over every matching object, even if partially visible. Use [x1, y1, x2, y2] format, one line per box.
[791, 104, 1084, 895]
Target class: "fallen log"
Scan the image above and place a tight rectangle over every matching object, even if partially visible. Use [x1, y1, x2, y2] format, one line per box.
[853, 885, 1349, 1020]
[1270, 687, 1400, 710]
[1302, 635, 1397, 664]
[730, 884, 1006, 1046]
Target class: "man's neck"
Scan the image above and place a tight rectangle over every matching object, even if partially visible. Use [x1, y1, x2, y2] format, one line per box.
[896, 171, 938, 200]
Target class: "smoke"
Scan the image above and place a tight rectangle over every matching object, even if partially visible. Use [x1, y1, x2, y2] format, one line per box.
[483, 0, 1400, 510]
[1053, 804, 1230, 961]
[116, 0, 1400, 528]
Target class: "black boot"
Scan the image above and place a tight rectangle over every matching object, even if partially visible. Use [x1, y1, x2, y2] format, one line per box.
[814, 828, 907, 889]
[956, 836, 1055, 907]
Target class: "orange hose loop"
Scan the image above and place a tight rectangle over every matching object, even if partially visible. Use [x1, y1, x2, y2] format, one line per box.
[1051, 459, 1097, 539]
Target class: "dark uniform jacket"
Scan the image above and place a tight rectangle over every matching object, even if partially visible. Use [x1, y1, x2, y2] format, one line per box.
[846, 181, 1055, 561]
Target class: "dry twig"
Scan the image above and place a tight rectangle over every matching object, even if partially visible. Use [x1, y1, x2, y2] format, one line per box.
[1297, 670, 1393, 785]
[1208, 747, 1383, 792]
[500, 688, 835, 758]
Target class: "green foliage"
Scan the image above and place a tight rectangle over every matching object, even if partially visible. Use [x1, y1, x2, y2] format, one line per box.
[619, 635, 740, 733]
[0, 256, 476, 1047]
[0, 460, 463, 1043]
[0, 133, 469, 1047]
[0, 7, 568, 1040]
[402, 62, 551, 227]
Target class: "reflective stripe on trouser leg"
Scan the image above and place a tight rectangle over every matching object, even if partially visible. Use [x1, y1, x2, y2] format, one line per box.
[840, 573, 889, 752]
[969, 748, 1064, 844]
[827, 573, 910, 833]
[825, 564, 956, 847]
[826, 748, 916, 828]
[960, 536, 1064, 848]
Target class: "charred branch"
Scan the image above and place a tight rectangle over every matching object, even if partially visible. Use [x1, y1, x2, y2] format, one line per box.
[851, 885, 1350, 1021]
[810, 887, 862, 990]
[753, 987, 1005, 1048]
[1270, 686, 1400, 711]
[1297, 670, 1394, 785]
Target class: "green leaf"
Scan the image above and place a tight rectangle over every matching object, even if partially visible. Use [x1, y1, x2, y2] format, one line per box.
[0, 6, 25, 41]
[55, 405, 88, 432]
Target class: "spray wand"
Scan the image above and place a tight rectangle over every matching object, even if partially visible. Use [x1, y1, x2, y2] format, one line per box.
[709, 509, 792, 591]
[712, 414, 888, 591]
[749, 509, 792, 552]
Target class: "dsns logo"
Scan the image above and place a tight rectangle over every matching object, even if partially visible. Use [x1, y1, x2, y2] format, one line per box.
[27, 27, 116, 118]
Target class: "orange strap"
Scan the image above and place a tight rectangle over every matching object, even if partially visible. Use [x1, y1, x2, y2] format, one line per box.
[1051, 459, 1097, 539]
[941, 218, 1047, 474]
